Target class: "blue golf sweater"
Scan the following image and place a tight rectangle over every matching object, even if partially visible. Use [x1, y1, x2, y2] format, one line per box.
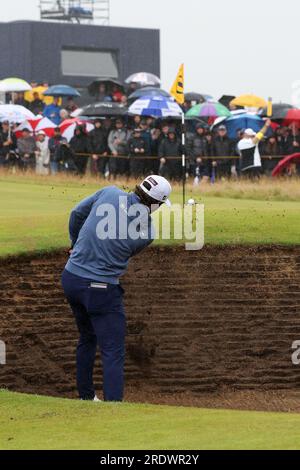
[65, 186, 154, 284]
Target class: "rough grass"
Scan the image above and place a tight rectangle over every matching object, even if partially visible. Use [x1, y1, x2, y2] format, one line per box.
[0, 171, 299, 256]
[1, 390, 300, 450]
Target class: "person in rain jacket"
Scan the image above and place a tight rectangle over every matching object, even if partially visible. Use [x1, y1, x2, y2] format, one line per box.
[43, 97, 62, 125]
[158, 128, 182, 180]
[89, 119, 108, 177]
[128, 128, 147, 178]
[69, 125, 92, 175]
[35, 131, 50, 175]
[108, 119, 130, 177]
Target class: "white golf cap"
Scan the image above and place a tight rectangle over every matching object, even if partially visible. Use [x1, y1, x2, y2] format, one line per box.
[37, 130, 46, 136]
[244, 128, 256, 137]
[140, 175, 172, 207]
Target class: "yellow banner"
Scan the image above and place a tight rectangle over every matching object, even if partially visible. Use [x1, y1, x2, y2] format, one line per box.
[170, 64, 184, 105]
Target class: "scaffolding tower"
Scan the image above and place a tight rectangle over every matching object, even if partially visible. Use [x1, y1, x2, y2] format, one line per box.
[39, 0, 110, 25]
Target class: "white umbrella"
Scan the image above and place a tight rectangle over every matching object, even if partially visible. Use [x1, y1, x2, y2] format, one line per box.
[0, 104, 35, 123]
[125, 72, 161, 87]
[0, 78, 32, 93]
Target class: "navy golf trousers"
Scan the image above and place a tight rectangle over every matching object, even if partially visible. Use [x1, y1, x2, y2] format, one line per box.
[61, 269, 126, 402]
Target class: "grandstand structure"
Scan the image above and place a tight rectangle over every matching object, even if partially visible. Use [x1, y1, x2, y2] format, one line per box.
[39, 0, 110, 25]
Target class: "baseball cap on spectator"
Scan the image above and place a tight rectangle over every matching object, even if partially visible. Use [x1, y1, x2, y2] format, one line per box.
[244, 128, 256, 137]
[37, 130, 46, 136]
[218, 125, 227, 131]
[168, 127, 176, 134]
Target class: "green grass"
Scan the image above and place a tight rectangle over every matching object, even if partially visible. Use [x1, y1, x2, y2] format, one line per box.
[0, 390, 300, 450]
[0, 176, 299, 256]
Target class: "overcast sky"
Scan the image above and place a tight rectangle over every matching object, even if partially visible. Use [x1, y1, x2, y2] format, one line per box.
[1, 0, 300, 103]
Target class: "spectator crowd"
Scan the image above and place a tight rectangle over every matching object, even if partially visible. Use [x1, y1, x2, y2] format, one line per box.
[0, 86, 300, 181]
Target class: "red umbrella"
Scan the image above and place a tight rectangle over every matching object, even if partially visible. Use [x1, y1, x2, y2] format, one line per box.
[283, 109, 300, 128]
[59, 118, 94, 142]
[15, 116, 57, 138]
[272, 153, 300, 177]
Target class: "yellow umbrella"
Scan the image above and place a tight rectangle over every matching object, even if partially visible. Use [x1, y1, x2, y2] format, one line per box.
[24, 86, 62, 105]
[230, 94, 267, 108]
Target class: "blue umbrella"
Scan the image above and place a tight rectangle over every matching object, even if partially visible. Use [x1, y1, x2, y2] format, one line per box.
[44, 85, 81, 97]
[220, 114, 269, 139]
[128, 87, 171, 101]
[128, 95, 182, 118]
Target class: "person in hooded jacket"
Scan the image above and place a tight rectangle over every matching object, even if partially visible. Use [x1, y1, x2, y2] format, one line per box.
[54, 138, 77, 173]
[189, 123, 209, 180]
[89, 119, 109, 177]
[70, 125, 92, 175]
[211, 125, 235, 178]
[128, 128, 147, 178]
[158, 128, 182, 180]
[0, 121, 17, 167]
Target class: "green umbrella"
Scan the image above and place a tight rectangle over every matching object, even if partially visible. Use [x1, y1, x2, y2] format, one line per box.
[0, 77, 32, 93]
[186, 101, 231, 118]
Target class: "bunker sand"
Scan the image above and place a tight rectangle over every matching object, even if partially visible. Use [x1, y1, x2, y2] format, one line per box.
[1, 246, 300, 412]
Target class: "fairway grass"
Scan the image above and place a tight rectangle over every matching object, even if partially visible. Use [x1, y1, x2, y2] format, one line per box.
[0, 390, 300, 450]
[0, 174, 299, 256]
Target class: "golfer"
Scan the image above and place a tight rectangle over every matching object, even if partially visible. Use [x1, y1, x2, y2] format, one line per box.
[62, 176, 172, 402]
[238, 119, 271, 177]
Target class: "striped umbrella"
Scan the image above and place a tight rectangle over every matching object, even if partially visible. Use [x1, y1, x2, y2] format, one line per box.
[186, 102, 231, 119]
[128, 95, 182, 118]
[15, 117, 57, 138]
[59, 118, 94, 142]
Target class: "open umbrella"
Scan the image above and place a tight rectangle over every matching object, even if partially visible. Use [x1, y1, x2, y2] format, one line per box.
[185, 92, 213, 103]
[282, 109, 300, 127]
[0, 104, 35, 122]
[79, 102, 127, 118]
[128, 87, 171, 101]
[0, 78, 32, 93]
[230, 94, 267, 108]
[59, 118, 94, 142]
[215, 113, 267, 139]
[272, 153, 300, 177]
[125, 72, 161, 87]
[186, 102, 231, 119]
[260, 103, 295, 120]
[15, 117, 57, 138]
[218, 95, 244, 110]
[44, 85, 80, 97]
[128, 95, 182, 118]
[88, 78, 124, 96]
